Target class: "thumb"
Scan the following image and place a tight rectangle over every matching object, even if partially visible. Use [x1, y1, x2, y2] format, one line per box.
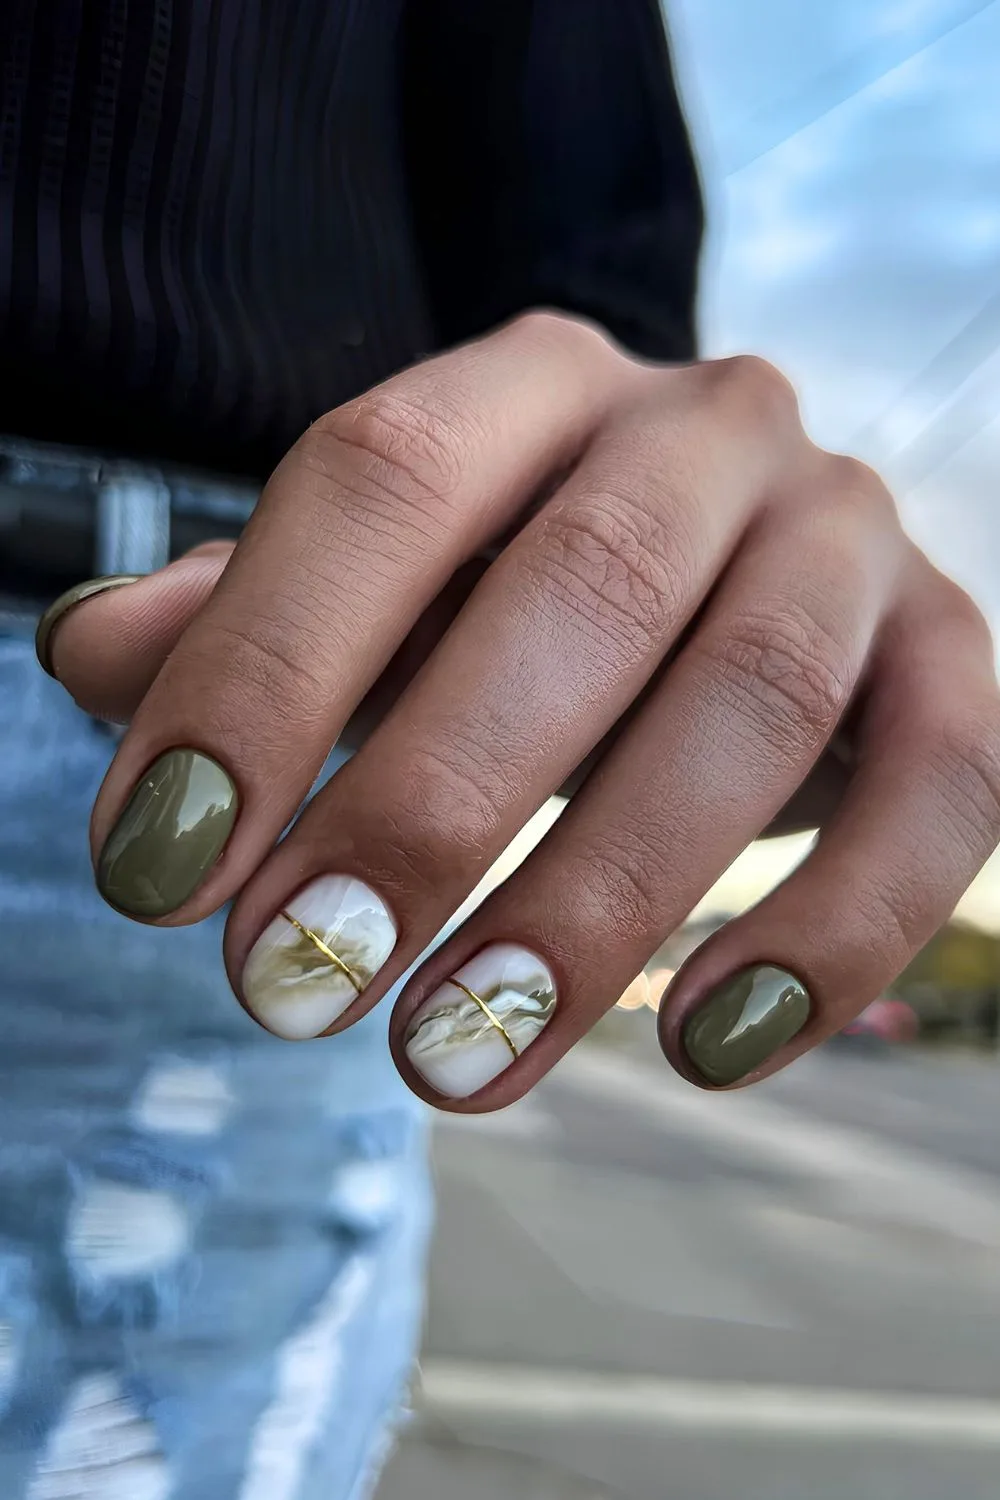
[44, 541, 235, 722]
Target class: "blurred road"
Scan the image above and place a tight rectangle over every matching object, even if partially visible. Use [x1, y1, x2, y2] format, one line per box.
[376, 1027, 1000, 1500]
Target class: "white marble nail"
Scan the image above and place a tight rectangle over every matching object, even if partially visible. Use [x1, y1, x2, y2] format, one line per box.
[242, 876, 396, 1040]
[404, 943, 557, 1098]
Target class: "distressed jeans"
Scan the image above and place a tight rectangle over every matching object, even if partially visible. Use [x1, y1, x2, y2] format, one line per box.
[0, 626, 432, 1500]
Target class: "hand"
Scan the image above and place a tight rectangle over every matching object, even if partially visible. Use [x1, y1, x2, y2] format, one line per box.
[45, 312, 1000, 1104]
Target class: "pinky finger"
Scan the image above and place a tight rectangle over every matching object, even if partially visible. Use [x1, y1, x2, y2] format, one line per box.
[659, 597, 1000, 1089]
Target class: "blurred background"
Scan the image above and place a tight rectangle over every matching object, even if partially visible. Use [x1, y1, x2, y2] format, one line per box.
[376, 3, 1000, 1497]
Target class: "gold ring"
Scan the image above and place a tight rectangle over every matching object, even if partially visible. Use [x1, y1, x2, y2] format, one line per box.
[34, 574, 145, 679]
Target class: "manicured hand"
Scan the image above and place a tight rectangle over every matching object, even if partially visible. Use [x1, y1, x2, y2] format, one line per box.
[42, 313, 1000, 1105]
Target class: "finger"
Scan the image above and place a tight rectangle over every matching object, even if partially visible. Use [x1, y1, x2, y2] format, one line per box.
[659, 569, 1000, 1088]
[222, 361, 796, 1041]
[387, 469, 898, 1105]
[90, 313, 627, 924]
[46, 544, 234, 721]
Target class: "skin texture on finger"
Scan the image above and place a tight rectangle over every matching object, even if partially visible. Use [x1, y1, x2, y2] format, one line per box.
[51, 544, 487, 740]
[47, 523, 855, 829]
[87, 314, 629, 924]
[659, 573, 1000, 1089]
[49, 529, 854, 835]
[222, 374, 805, 1039]
[49, 545, 234, 721]
[383, 486, 900, 1109]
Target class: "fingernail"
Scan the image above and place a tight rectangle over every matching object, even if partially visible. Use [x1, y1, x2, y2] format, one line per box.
[35, 574, 144, 678]
[682, 964, 811, 1086]
[405, 943, 557, 1098]
[97, 750, 239, 918]
[242, 876, 397, 1040]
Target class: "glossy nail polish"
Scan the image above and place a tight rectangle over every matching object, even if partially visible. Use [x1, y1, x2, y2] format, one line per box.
[242, 876, 396, 1040]
[97, 750, 238, 918]
[683, 964, 810, 1086]
[405, 943, 557, 1098]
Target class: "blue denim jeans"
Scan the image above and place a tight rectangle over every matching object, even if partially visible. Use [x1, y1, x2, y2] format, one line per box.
[0, 626, 432, 1499]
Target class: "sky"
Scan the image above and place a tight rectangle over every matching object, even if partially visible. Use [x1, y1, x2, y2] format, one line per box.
[666, 0, 999, 623]
[659, 0, 1000, 931]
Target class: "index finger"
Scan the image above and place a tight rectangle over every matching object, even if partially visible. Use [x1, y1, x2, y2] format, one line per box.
[90, 313, 625, 922]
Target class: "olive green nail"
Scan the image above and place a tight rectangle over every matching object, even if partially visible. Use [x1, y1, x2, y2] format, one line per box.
[683, 964, 810, 1087]
[97, 750, 239, 918]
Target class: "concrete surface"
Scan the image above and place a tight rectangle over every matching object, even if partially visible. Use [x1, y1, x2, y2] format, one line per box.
[375, 1026, 1000, 1499]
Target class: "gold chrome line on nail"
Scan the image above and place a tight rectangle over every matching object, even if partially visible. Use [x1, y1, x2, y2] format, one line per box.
[278, 909, 365, 994]
[404, 944, 558, 1098]
[242, 878, 397, 1041]
[446, 976, 518, 1059]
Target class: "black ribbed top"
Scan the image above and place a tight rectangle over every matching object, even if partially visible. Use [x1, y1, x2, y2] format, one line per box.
[0, 0, 703, 477]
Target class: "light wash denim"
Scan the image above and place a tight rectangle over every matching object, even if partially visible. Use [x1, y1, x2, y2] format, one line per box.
[0, 625, 432, 1500]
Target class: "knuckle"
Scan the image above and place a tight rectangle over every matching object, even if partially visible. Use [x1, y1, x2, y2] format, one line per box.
[929, 568, 995, 648]
[707, 353, 801, 428]
[504, 306, 618, 361]
[368, 740, 511, 901]
[929, 704, 1000, 850]
[179, 618, 329, 742]
[556, 841, 665, 953]
[530, 497, 694, 654]
[819, 451, 898, 516]
[821, 451, 885, 497]
[209, 619, 322, 699]
[309, 390, 468, 507]
[846, 869, 924, 973]
[506, 307, 574, 341]
[704, 604, 853, 745]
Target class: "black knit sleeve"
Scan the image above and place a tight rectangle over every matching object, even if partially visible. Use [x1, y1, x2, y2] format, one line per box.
[401, 0, 704, 362]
